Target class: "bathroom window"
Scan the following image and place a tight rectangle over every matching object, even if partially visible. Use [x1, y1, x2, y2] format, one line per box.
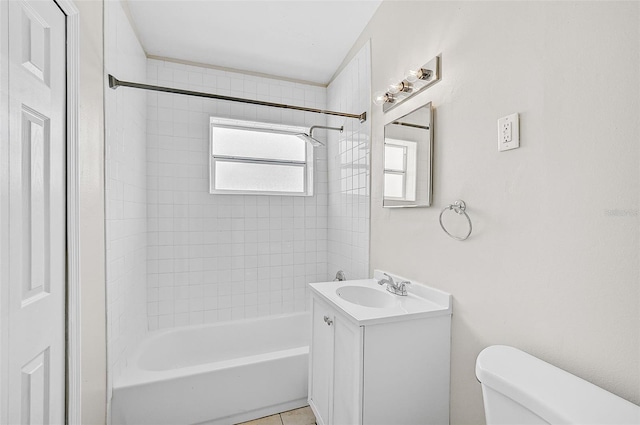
[383, 139, 417, 201]
[209, 118, 314, 196]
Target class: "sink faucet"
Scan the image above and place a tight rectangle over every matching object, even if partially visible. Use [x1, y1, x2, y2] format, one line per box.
[333, 270, 346, 282]
[377, 273, 411, 296]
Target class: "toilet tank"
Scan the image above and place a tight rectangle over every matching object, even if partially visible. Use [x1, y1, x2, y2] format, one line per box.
[475, 345, 640, 425]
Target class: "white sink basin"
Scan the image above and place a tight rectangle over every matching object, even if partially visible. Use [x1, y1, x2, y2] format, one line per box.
[336, 285, 395, 308]
[309, 271, 452, 325]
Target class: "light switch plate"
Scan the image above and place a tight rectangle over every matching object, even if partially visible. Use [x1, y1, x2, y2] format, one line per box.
[497, 113, 519, 151]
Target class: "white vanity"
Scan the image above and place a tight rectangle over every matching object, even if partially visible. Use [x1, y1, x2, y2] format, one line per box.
[308, 270, 452, 425]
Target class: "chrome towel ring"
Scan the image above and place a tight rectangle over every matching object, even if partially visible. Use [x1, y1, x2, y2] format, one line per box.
[439, 200, 473, 241]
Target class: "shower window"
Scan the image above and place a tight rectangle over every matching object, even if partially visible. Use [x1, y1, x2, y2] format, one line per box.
[209, 117, 314, 196]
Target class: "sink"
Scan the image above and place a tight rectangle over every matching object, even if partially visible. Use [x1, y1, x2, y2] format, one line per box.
[336, 285, 396, 308]
[309, 272, 452, 325]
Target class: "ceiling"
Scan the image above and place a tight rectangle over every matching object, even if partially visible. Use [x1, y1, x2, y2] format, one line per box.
[125, 0, 382, 85]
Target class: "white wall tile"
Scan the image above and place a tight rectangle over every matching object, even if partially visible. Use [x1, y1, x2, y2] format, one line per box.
[326, 43, 371, 282]
[104, 0, 148, 401]
[146, 59, 330, 327]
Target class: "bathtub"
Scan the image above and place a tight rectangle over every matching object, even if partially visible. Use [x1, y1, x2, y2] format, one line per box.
[111, 312, 310, 425]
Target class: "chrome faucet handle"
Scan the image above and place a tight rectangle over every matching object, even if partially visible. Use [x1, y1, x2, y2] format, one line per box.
[397, 280, 411, 295]
[377, 273, 393, 286]
[378, 274, 410, 295]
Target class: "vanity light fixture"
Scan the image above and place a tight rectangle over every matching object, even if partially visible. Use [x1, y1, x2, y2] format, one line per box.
[374, 55, 441, 113]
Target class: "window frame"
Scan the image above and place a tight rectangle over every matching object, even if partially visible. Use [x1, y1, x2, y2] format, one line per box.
[383, 142, 408, 200]
[209, 117, 315, 196]
[383, 138, 417, 202]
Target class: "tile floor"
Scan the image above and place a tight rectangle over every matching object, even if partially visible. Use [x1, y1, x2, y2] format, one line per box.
[236, 406, 316, 425]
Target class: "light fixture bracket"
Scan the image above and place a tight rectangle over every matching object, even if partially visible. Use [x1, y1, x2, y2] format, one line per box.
[399, 81, 412, 92]
[382, 55, 441, 113]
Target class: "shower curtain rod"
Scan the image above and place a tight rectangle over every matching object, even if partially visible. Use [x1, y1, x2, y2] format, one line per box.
[108, 75, 367, 123]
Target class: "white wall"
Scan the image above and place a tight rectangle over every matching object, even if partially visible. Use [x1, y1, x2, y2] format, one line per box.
[76, 0, 107, 422]
[145, 59, 329, 329]
[326, 42, 371, 281]
[104, 0, 148, 392]
[338, 2, 640, 423]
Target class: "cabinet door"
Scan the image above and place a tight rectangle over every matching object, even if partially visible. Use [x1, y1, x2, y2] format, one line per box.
[309, 297, 334, 425]
[332, 314, 363, 425]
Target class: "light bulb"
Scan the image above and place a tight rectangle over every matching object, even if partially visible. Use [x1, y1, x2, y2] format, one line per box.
[388, 78, 412, 94]
[406, 66, 433, 82]
[387, 78, 403, 94]
[404, 65, 421, 83]
[373, 91, 393, 106]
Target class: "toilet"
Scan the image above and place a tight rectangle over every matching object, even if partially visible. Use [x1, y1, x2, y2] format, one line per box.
[476, 345, 640, 424]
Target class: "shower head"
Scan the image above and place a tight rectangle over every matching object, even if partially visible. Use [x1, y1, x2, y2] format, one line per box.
[296, 133, 325, 147]
[297, 125, 344, 147]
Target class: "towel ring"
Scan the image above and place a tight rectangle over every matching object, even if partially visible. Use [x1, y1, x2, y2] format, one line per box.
[439, 200, 473, 241]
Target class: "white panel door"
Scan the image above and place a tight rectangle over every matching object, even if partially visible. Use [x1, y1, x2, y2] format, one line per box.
[1, 0, 66, 424]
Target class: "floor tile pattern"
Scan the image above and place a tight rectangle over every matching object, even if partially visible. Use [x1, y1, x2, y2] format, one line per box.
[237, 406, 316, 425]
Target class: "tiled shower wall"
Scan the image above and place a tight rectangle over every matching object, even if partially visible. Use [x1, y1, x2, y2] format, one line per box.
[145, 59, 330, 329]
[104, 0, 148, 385]
[326, 43, 371, 280]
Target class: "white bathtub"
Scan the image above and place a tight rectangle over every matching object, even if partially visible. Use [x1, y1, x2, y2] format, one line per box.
[111, 312, 310, 425]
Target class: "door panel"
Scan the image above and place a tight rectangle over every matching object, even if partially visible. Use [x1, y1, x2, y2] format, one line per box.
[2, 1, 66, 424]
[332, 317, 362, 425]
[20, 348, 50, 424]
[21, 106, 51, 305]
[20, 3, 51, 84]
[309, 298, 334, 425]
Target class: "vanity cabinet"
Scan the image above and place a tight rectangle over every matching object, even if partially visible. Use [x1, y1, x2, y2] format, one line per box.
[310, 296, 363, 425]
[308, 291, 451, 425]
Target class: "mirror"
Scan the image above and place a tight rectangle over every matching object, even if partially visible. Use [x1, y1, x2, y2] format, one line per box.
[383, 102, 433, 208]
